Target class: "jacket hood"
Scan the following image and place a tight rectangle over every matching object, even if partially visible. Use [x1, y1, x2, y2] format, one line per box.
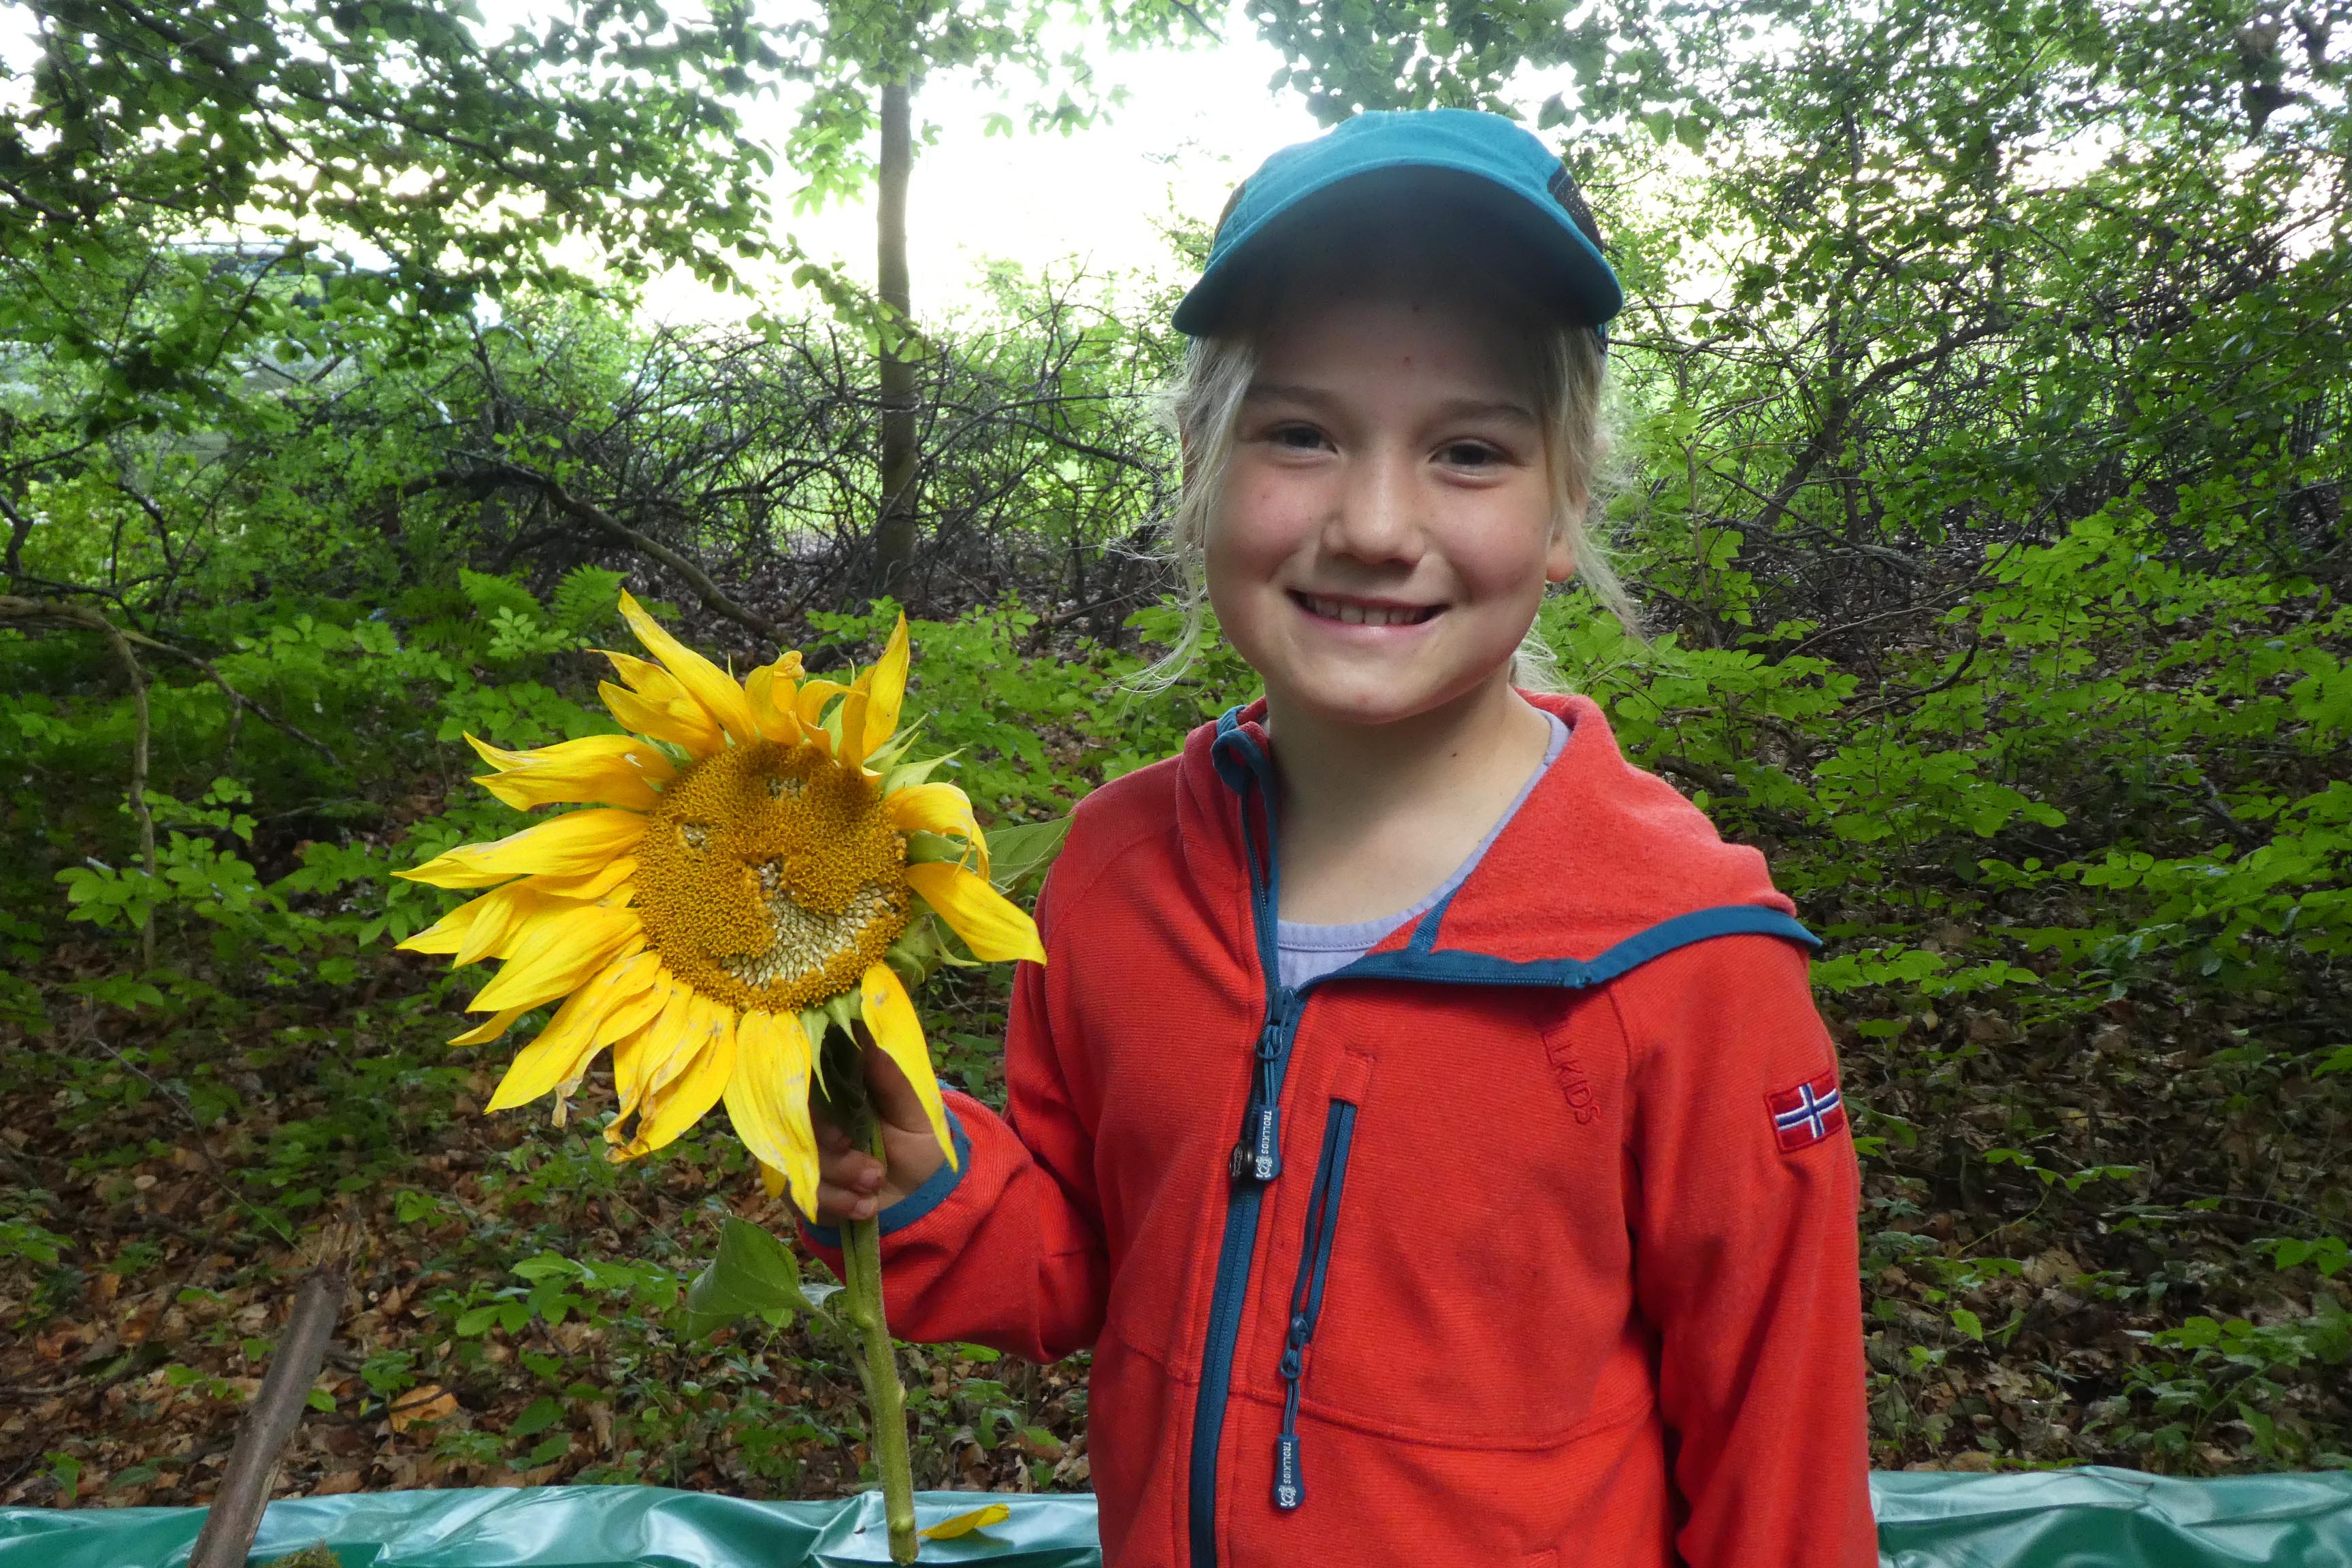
[1172, 692, 1793, 974]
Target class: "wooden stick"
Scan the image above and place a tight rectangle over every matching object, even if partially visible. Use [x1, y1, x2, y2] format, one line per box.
[187, 1265, 348, 1568]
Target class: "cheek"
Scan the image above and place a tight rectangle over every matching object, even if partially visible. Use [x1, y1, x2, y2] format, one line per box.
[1443, 498, 1556, 608]
[1204, 469, 1313, 595]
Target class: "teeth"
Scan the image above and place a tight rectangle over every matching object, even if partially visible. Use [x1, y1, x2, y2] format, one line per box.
[1307, 595, 1426, 627]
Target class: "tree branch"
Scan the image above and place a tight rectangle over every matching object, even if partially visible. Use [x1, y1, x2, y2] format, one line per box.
[426, 463, 785, 645]
[186, 1264, 348, 1568]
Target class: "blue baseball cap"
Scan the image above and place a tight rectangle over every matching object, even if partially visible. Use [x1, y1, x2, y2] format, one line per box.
[1172, 108, 1621, 338]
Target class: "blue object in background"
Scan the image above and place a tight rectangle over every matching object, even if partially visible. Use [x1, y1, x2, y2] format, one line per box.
[4, 1469, 2352, 1567]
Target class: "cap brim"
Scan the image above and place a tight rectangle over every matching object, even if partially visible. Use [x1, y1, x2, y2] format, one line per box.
[1173, 160, 1621, 338]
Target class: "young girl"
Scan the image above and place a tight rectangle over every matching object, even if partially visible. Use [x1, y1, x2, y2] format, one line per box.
[810, 108, 1876, 1567]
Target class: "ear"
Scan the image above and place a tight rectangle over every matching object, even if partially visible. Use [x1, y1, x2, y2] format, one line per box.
[1544, 508, 1581, 585]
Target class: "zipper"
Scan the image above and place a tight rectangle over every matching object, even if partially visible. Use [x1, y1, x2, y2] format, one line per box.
[1231, 987, 1294, 1183]
[1192, 713, 1294, 1568]
[1188, 981, 1303, 1568]
[1273, 1096, 1357, 1510]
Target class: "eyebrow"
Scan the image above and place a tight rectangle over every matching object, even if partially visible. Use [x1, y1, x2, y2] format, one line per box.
[1243, 380, 1539, 426]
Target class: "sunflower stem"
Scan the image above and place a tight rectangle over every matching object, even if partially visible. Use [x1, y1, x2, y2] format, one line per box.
[842, 1106, 919, 1564]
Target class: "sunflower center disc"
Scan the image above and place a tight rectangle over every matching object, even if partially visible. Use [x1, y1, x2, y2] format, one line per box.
[633, 739, 911, 1013]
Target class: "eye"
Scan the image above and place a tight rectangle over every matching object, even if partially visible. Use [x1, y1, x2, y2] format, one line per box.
[1437, 440, 1505, 468]
[1264, 421, 1331, 452]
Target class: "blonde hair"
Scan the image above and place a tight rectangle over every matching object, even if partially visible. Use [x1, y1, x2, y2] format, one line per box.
[1138, 295, 1635, 694]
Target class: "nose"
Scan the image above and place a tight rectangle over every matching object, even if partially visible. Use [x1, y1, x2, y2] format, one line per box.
[1322, 444, 1422, 568]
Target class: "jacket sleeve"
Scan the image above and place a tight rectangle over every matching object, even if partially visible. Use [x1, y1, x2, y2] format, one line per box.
[1617, 932, 1877, 1568]
[802, 883, 1110, 1365]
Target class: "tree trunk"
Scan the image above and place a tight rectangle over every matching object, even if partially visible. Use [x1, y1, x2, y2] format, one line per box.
[868, 76, 919, 607]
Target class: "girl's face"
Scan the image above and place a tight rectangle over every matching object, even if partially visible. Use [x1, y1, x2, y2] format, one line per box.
[1204, 280, 1573, 733]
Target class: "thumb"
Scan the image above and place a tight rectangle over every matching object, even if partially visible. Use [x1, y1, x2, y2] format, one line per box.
[862, 1043, 936, 1140]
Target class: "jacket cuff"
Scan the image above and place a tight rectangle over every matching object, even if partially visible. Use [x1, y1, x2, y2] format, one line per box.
[802, 1109, 973, 1248]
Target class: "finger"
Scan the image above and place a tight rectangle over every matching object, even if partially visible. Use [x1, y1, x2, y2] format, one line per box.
[814, 1179, 881, 1225]
[863, 1042, 934, 1137]
[813, 1111, 855, 1154]
[818, 1149, 884, 1192]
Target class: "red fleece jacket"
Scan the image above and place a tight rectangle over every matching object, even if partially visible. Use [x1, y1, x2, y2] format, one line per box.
[815, 693, 1875, 1568]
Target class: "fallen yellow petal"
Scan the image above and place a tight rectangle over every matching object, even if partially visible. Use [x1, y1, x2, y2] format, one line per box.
[919, 1503, 1011, 1540]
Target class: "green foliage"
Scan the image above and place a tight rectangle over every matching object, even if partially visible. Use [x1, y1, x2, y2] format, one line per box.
[4, 0, 2350, 1496]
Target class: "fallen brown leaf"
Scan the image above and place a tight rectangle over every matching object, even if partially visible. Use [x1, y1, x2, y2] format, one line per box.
[387, 1384, 458, 1433]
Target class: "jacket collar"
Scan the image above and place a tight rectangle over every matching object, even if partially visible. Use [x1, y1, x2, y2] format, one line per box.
[1180, 691, 1801, 979]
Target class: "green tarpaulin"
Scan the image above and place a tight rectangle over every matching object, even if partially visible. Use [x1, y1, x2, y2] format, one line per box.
[3, 1469, 2349, 1566]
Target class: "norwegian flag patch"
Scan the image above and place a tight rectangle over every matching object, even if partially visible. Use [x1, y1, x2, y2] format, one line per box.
[1767, 1072, 1846, 1152]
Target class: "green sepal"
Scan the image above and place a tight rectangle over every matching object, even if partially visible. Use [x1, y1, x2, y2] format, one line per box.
[987, 813, 1071, 894]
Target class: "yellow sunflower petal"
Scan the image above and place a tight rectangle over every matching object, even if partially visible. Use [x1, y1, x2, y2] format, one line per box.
[757, 1160, 788, 1200]
[723, 1011, 819, 1213]
[617, 591, 760, 745]
[796, 678, 849, 725]
[523, 856, 639, 902]
[862, 615, 910, 759]
[885, 782, 990, 879]
[448, 1005, 530, 1047]
[466, 732, 674, 812]
[600, 677, 723, 756]
[591, 968, 672, 1054]
[468, 906, 644, 1014]
[905, 862, 1046, 964]
[634, 1002, 736, 1155]
[860, 962, 954, 1171]
[743, 662, 804, 745]
[485, 949, 659, 1111]
[398, 809, 647, 890]
[919, 1503, 1011, 1541]
[645, 990, 717, 1101]
[396, 893, 493, 956]
[451, 884, 573, 969]
[837, 685, 872, 770]
[612, 983, 693, 1134]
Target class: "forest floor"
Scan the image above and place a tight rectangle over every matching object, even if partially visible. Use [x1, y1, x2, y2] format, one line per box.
[1, 928, 2347, 1512]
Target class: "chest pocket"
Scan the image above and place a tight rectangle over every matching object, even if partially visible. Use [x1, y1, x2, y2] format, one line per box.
[1271, 994, 1645, 1450]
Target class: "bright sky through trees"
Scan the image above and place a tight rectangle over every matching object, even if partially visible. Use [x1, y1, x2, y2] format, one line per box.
[640, 10, 1324, 323]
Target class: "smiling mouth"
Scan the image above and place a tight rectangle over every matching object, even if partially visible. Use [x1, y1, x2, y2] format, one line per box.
[1293, 592, 1441, 627]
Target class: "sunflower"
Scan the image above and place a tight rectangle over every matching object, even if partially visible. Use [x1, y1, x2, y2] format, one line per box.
[395, 593, 1043, 1215]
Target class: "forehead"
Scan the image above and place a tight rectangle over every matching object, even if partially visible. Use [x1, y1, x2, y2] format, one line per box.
[1252, 276, 1546, 405]
[1232, 211, 1556, 401]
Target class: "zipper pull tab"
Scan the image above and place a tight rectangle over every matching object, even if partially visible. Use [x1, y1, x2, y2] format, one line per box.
[1242, 1098, 1281, 1182]
[1273, 1434, 1304, 1510]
